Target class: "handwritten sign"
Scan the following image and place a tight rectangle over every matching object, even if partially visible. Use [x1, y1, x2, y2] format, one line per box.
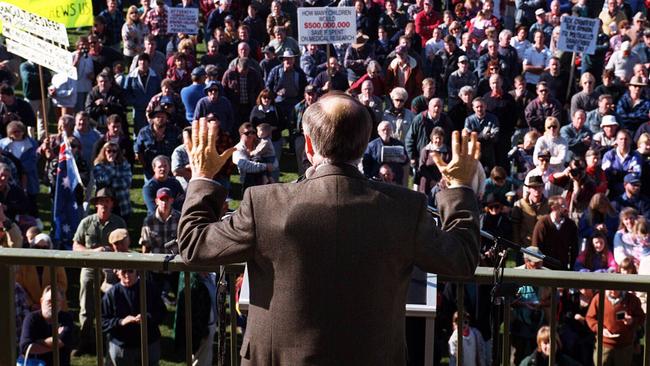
[557, 16, 599, 55]
[167, 7, 198, 34]
[297, 7, 356, 45]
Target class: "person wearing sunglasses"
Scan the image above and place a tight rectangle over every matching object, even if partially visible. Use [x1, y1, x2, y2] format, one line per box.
[524, 81, 562, 133]
[533, 116, 568, 171]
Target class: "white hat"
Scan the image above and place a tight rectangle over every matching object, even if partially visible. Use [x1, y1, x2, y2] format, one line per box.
[622, 41, 631, 51]
[600, 115, 619, 127]
[535, 8, 545, 16]
[523, 246, 543, 263]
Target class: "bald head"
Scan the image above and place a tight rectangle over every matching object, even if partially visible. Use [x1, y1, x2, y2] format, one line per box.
[303, 92, 372, 163]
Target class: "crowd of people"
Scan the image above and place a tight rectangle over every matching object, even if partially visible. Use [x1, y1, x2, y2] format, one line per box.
[0, 0, 649, 364]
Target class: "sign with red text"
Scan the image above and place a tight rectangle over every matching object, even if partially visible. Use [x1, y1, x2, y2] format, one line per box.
[297, 7, 356, 45]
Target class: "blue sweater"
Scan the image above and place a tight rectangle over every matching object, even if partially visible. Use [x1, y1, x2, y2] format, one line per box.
[181, 83, 206, 123]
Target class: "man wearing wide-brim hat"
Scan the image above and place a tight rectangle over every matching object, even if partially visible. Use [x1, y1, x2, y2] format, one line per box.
[266, 47, 307, 132]
[511, 174, 550, 248]
[345, 33, 375, 83]
[593, 115, 619, 150]
[616, 75, 650, 131]
[71, 187, 126, 356]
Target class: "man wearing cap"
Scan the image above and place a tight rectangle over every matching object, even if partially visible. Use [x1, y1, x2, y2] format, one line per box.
[606, 41, 641, 82]
[72, 188, 126, 356]
[267, 26, 300, 59]
[222, 58, 264, 125]
[511, 175, 550, 248]
[134, 106, 182, 180]
[593, 115, 620, 151]
[101, 228, 132, 293]
[311, 57, 349, 95]
[528, 9, 553, 45]
[615, 76, 650, 131]
[260, 45, 280, 81]
[586, 94, 615, 135]
[385, 45, 424, 106]
[124, 54, 162, 132]
[599, 0, 628, 36]
[612, 173, 650, 218]
[181, 67, 207, 124]
[447, 55, 478, 109]
[344, 33, 376, 84]
[193, 80, 236, 136]
[266, 49, 307, 127]
[140, 187, 181, 254]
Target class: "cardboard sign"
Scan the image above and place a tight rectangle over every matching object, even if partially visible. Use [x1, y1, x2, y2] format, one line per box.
[557, 16, 599, 55]
[297, 7, 356, 45]
[0, 2, 69, 45]
[167, 7, 198, 34]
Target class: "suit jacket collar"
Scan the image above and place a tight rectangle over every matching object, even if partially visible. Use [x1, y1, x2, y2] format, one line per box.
[307, 163, 366, 181]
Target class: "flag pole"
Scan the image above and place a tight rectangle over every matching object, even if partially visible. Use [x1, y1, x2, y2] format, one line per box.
[38, 65, 49, 139]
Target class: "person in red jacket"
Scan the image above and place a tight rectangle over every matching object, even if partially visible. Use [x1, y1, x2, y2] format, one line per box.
[586, 289, 645, 366]
[414, 0, 442, 48]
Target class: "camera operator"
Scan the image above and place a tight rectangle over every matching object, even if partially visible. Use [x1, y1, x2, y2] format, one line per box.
[549, 157, 597, 220]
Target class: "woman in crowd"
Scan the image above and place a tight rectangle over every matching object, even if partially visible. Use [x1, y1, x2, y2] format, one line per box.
[121, 5, 149, 66]
[382, 87, 415, 142]
[249, 89, 283, 163]
[233, 122, 276, 193]
[613, 207, 643, 266]
[575, 231, 617, 272]
[93, 141, 133, 220]
[166, 53, 192, 91]
[578, 193, 619, 247]
[0, 121, 39, 216]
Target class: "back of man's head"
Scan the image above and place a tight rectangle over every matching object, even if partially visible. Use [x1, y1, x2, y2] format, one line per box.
[302, 92, 372, 163]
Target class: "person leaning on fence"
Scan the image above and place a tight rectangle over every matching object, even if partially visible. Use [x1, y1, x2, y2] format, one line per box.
[101, 268, 165, 366]
[586, 288, 645, 366]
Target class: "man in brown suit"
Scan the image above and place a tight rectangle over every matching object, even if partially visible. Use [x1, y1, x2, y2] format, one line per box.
[178, 92, 482, 365]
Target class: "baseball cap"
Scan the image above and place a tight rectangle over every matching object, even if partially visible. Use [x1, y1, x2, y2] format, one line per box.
[108, 228, 129, 244]
[622, 41, 631, 51]
[304, 85, 316, 94]
[458, 55, 469, 63]
[204, 80, 221, 91]
[535, 8, 545, 16]
[156, 187, 173, 200]
[263, 45, 275, 54]
[191, 66, 206, 77]
[624, 173, 641, 185]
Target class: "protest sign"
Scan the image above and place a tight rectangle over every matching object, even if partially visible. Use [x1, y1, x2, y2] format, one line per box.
[0, 3, 76, 79]
[0, 2, 69, 45]
[557, 16, 599, 55]
[297, 7, 356, 45]
[167, 7, 198, 34]
[4, 0, 93, 28]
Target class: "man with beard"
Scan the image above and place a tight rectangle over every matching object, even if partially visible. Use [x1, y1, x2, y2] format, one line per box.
[311, 57, 349, 95]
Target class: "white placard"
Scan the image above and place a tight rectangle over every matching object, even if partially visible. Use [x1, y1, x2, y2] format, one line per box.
[0, 2, 69, 46]
[297, 7, 356, 45]
[6, 36, 77, 79]
[167, 7, 198, 34]
[557, 16, 599, 55]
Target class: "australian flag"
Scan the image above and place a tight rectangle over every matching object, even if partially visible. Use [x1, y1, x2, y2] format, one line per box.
[53, 133, 83, 249]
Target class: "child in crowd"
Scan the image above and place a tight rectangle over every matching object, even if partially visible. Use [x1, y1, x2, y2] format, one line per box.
[575, 231, 618, 273]
[250, 123, 276, 184]
[448, 311, 487, 366]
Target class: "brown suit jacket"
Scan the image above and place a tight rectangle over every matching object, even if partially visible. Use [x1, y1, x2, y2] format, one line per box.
[179, 163, 480, 365]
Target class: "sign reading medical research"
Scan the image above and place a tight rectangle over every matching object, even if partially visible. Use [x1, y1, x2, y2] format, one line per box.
[167, 7, 199, 34]
[0, 3, 77, 79]
[297, 7, 356, 45]
[557, 16, 599, 55]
